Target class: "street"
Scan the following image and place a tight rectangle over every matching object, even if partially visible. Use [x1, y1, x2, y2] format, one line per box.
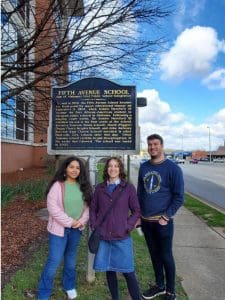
[180, 162, 225, 188]
[180, 162, 225, 211]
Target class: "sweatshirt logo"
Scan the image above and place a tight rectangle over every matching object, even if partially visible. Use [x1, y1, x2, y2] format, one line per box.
[144, 171, 161, 194]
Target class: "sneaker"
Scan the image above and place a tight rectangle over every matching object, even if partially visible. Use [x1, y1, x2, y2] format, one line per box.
[142, 285, 166, 299]
[164, 292, 176, 300]
[66, 289, 77, 299]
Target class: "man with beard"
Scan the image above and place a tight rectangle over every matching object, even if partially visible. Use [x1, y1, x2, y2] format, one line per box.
[137, 134, 184, 300]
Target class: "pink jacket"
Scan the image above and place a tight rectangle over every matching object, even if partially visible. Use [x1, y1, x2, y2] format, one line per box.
[46, 181, 89, 237]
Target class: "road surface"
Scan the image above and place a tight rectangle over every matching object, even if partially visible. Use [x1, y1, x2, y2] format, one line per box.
[180, 163, 225, 211]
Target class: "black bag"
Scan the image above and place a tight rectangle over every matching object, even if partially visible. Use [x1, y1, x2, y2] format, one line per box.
[88, 229, 100, 254]
[88, 183, 128, 254]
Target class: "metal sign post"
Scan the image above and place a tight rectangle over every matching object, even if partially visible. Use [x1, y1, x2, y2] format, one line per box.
[86, 155, 96, 282]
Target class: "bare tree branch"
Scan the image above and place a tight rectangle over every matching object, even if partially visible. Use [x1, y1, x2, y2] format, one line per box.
[1, 0, 173, 132]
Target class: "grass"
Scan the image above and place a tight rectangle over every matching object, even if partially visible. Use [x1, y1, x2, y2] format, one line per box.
[2, 229, 188, 300]
[3, 164, 224, 299]
[184, 193, 225, 227]
[5, 189, 225, 299]
[1, 179, 48, 207]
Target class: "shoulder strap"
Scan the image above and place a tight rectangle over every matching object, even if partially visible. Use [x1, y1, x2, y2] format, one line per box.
[96, 183, 128, 229]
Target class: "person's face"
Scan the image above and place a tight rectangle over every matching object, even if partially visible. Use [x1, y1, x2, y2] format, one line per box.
[107, 159, 120, 181]
[147, 139, 164, 159]
[66, 160, 80, 182]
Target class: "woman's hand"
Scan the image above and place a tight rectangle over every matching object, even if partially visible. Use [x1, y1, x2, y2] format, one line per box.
[71, 220, 82, 228]
[135, 218, 141, 228]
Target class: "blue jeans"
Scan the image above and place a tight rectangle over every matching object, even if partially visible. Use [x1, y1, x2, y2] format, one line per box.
[38, 228, 82, 300]
[141, 220, 175, 294]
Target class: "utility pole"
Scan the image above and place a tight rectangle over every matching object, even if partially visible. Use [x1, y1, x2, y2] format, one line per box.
[207, 126, 212, 163]
[181, 135, 184, 159]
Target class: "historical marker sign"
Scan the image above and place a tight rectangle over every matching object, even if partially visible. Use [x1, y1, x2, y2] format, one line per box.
[48, 77, 140, 155]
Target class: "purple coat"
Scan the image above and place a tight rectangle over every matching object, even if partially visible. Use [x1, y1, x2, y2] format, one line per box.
[90, 180, 140, 240]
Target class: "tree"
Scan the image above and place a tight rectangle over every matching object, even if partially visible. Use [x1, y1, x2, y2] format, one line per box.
[1, 0, 172, 135]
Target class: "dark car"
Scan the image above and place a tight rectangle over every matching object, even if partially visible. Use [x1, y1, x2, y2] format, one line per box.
[200, 157, 209, 161]
[189, 159, 198, 164]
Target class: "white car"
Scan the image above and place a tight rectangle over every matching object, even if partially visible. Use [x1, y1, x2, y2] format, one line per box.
[175, 158, 185, 164]
[213, 158, 225, 163]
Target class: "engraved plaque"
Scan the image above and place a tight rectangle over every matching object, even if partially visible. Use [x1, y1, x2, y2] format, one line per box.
[51, 78, 136, 151]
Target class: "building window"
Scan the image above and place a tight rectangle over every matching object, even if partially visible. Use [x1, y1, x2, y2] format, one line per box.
[17, 31, 29, 82]
[1, 9, 18, 65]
[18, 0, 30, 27]
[1, 85, 32, 142]
[1, 85, 16, 140]
[9, 0, 18, 7]
[16, 96, 29, 140]
[8, 0, 30, 27]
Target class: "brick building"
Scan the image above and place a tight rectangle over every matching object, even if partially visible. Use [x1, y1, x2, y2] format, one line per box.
[210, 141, 225, 160]
[1, 0, 83, 174]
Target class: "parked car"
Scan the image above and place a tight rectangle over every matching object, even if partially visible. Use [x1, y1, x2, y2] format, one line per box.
[175, 158, 185, 164]
[168, 158, 177, 164]
[189, 159, 198, 164]
[168, 158, 184, 164]
[200, 157, 209, 161]
[213, 158, 225, 163]
[168, 158, 177, 163]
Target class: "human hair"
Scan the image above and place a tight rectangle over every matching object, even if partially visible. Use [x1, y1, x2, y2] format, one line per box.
[147, 134, 164, 145]
[103, 157, 126, 182]
[45, 156, 92, 205]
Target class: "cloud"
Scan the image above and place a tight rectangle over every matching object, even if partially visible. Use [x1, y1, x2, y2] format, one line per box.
[160, 26, 224, 82]
[174, 0, 206, 31]
[202, 68, 225, 89]
[137, 89, 185, 124]
[138, 89, 225, 151]
[205, 109, 225, 146]
[209, 108, 225, 124]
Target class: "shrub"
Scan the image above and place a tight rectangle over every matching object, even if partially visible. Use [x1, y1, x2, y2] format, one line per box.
[1, 179, 48, 207]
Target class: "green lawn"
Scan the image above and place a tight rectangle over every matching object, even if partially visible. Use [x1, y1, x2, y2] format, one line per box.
[184, 193, 225, 227]
[2, 229, 188, 300]
[6, 164, 225, 300]
[3, 192, 224, 299]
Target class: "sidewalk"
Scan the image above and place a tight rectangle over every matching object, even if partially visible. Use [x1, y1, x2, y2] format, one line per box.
[174, 207, 225, 300]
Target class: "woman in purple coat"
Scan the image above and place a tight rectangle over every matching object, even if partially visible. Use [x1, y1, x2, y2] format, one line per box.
[90, 157, 141, 300]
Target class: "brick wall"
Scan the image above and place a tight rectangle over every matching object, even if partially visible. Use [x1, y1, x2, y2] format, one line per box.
[1, 142, 47, 174]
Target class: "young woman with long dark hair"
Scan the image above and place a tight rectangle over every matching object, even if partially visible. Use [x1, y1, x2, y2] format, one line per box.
[38, 156, 92, 300]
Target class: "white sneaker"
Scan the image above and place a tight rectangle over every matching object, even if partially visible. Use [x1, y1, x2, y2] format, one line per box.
[66, 289, 77, 299]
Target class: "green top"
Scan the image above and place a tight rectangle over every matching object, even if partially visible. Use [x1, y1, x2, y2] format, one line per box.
[64, 181, 83, 219]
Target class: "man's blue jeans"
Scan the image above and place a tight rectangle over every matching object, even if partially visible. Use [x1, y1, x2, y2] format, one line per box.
[141, 220, 175, 294]
[38, 228, 82, 300]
